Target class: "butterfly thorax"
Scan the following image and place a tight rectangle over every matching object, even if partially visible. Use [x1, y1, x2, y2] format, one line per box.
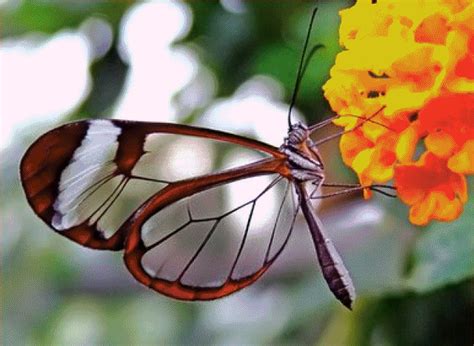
[280, 122, 325, 184]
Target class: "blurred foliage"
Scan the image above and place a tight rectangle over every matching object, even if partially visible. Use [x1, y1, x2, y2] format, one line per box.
[406, 188, 474, 293]
[184, 1, 346, 119]
[2, 0, 473, 345]
[1, 0, 133, 36]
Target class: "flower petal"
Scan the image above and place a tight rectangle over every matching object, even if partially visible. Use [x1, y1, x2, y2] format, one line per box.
[394, 152, 468, 224]
[448, 140, 474, 174]
[409, 192, 437, 226]
[396, 125, 419, 162]
[431, 191, 464, 221]
[425, 132, 457, 158]
[339, 131, 373, 166]
[414, 12, 449, 44]
[352, 148, 374, 174]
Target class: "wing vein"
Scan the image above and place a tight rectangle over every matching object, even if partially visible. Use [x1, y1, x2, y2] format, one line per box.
[229, 202, 256, 278]
[146, 220, 193, 251]
[264, 180, 291, 263]
[177, 220, 221, 281]
[62, 172, 116, 212]
[267, 184, 300, 262]
[90, 176, 129, 225]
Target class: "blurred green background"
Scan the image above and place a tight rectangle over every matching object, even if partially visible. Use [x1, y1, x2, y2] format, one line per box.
[1, 0, 473, 345]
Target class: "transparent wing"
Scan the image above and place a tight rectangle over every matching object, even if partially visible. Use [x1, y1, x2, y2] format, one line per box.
[20, 119, 283, 250]
[124, 173, 299, 300]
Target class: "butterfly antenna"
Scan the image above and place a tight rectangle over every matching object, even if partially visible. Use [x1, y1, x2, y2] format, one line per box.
[288, 6, 319, 129]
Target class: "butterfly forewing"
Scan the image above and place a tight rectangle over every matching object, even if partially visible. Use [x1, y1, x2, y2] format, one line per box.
[20, 119, 284, 250]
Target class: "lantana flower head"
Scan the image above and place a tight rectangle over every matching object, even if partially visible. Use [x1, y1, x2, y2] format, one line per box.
[323, 0, 474, 225]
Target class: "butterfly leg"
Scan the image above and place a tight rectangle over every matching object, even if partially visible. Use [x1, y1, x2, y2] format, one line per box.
[310, 182, 397, 199]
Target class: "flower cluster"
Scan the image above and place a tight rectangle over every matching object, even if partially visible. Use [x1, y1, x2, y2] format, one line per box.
[323, 0, 473, 225]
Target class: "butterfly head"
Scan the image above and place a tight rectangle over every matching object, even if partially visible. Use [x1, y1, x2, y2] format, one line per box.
[286, 122, 309, 146]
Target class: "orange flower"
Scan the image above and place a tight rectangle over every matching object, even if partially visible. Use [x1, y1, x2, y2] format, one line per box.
[323, 38, 447, 118]
[394, 152, 467, 225]
[324, 0, 474, 225]
[419, 93, 474, 157]
[339, 120, 406, 198]
[396, 93, 474, 168]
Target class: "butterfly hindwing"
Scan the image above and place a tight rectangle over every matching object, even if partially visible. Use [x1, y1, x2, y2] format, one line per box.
[123, 169, 299, 300]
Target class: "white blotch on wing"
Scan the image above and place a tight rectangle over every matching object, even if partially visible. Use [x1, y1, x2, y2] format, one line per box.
[52, 120, 122, 230]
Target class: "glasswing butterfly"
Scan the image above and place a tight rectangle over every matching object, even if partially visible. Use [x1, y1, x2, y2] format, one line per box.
[19, 8, 393, 310]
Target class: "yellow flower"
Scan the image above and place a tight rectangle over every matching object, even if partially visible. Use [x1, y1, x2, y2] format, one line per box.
[339, 116, 410, 199]
[324, 0, 474, 225]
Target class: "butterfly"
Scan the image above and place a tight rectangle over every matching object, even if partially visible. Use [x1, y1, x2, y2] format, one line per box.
[19, 8, 394, 310]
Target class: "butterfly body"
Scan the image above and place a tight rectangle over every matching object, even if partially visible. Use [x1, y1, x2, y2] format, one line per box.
[282, 123, 355, 308]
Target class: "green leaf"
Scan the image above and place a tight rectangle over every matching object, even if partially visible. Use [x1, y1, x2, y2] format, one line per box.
[405, 191, 474, 292]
